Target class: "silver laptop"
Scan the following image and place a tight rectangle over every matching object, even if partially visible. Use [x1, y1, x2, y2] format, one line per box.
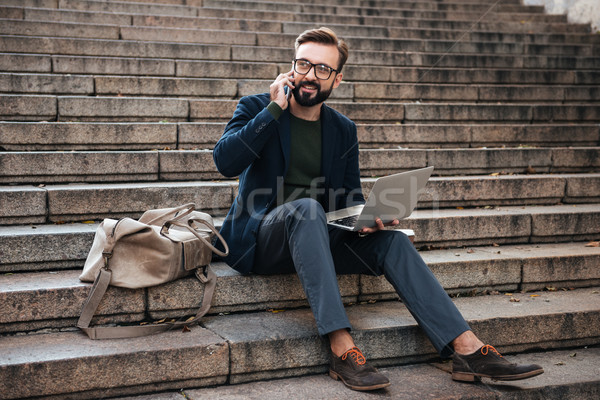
[326, 166, 434, 231]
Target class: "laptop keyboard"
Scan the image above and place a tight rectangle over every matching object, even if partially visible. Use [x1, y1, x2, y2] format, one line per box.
[330, 214, 359, 227]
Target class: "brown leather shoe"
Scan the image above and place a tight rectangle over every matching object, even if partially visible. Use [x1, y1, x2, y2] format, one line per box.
[452, 345, 544, 382]
[329, 347, 391, 391]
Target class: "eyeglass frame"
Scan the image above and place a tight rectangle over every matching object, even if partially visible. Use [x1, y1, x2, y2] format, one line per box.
[293, 58, 339, 80]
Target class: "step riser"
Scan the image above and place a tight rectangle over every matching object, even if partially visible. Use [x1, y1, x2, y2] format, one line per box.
[2, 36, 598, 70]
[2, 205, 599, 272]
[0, 330, 229, 400]
[192, 347, 600, 400]
[1, 283, 599, 399]
[0, 35, 231, 62]
[203, 289, 600, 384]
[5, 7, 593, 40]
[3, 244, 599, 333]
[6, 20, 596, 58]
[2, 123, 598, 151]
[5, 73, 600, 103]
[60, 0, 198, 17]
[4, 61, 599, 86]
[1, 174, 599, 224]
[2, 148, 599, 184]
[4, 96, 600, 123]
[0, 122, 180, 151]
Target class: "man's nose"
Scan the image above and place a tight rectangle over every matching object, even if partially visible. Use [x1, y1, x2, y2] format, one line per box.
[305, 65, 318, 80]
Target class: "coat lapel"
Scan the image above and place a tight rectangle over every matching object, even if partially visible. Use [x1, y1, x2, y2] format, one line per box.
[278, 110, 291, 175]
[320, 105, 337, 181]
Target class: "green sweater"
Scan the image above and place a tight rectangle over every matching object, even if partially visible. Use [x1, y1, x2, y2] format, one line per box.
[267, 102, 323, 204]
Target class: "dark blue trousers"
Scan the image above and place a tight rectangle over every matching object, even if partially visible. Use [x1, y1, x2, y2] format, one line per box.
[254, 198, 470, 357]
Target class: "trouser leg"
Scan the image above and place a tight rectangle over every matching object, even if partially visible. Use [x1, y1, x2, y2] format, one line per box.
[329, 228, 470, 357]
[254, 198, 352, 335]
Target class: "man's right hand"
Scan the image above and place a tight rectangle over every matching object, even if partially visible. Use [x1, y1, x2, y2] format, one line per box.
[270, 70, 295, 110]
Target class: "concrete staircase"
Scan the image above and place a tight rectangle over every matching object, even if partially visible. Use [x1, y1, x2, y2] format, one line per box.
[1, 0, 599, 398]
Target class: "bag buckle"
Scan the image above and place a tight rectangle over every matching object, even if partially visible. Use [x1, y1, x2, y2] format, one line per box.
[195, 266, 209, 284]
[102, 251, 112, 270]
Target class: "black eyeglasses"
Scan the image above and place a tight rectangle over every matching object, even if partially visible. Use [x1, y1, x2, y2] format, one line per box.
[293, 58, 339, 80]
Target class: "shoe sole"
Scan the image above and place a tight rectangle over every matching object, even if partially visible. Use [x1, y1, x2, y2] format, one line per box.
[329, 370, 391, 391]
[452, 368, 544, 382]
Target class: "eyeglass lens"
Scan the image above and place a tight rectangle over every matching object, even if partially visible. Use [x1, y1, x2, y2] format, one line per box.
[294, 59, 334, 80]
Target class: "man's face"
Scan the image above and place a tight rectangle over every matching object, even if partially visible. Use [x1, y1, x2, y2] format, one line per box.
[292, 42, 343, 107]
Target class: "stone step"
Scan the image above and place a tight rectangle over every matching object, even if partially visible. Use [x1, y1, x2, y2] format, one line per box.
[1, 173, 599, 225]
[4, 55, 598, 86]
[101, 0, 203, 4]
[261, 45, 600, 69]
[0, 35, 231, 63]
[3, 5, 593, 40]
[4, 73, 599, 103]
[0, 328, 229, 400]
[210, 0, 538, 14]
[2, 204, 599, 272]
[246, 0, 524, 5]
[0, 32, 596, 71]
[1, 286, 597, 398]
[2, 0, 591, 35]
[1, 122, 598, 151]
[126, 347, 600, 400]
[2, 35, 598, 70]
[217, 101, 600, 123]
[178, 286, 600, 385]
[3, 19, 597, 58]
[0, 18, 120, 41]
[356, 124, 600, 149]
[1, 146, 599, 183]
[282, 22, 600, 44]
[128, 15, 597, 45]
[0, 242, 600, 333]
[1, 242, 599, 334]
[203, 0, 566, 23]
[0, 0, 522, 7]
[51, 0, 559, 24]
[5, 95, 599, 122]
[60, 0, 199, 17]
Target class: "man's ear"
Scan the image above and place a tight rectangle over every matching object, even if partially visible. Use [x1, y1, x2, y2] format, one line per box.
[332, 72, 343, 89]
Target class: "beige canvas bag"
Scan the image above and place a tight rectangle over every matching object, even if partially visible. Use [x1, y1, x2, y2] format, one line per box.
[78, 203, 229, 339]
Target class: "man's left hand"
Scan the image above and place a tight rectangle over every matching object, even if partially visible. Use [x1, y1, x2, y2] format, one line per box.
[358, 218, 400, 236]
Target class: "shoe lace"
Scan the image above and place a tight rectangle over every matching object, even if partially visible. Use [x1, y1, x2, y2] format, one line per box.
[481, 344, 503, 357]
[341, 347, 367, 365]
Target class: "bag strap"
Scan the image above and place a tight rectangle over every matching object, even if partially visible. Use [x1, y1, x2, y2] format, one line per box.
[162, 217, 229, 258]
[77, 265, 217, 339]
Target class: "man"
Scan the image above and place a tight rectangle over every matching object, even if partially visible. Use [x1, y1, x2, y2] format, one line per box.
[213, 27, 543, 391]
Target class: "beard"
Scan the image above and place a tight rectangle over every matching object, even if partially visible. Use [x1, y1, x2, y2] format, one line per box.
[292, 80, 333, 107]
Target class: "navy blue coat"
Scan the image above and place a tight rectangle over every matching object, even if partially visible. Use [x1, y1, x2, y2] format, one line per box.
[213, 93, 365, 274]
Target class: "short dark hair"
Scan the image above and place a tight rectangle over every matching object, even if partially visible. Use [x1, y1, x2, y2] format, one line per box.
[295, 27, 349, 72]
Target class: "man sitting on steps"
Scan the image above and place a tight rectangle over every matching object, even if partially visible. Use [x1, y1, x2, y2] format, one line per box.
[213, 27, 544, 391]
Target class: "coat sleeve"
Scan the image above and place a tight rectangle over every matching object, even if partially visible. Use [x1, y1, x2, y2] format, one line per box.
[213, 94, 279, 178]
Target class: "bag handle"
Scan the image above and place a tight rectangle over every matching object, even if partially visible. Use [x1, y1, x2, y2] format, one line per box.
[143, 203, 196, 226]
[77, 265, 217, 339]
[162, 218, 230, 258]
